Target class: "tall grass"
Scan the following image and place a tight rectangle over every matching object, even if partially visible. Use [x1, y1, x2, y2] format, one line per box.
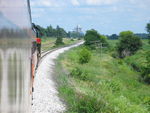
[55, 40, 150, 113]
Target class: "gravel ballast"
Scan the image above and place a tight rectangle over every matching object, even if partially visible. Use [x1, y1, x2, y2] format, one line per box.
[32, 42, 83, 113]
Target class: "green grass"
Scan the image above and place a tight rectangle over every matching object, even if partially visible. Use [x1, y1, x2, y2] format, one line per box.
[41, 37, 80, 52]
[55, 39, 150, 113]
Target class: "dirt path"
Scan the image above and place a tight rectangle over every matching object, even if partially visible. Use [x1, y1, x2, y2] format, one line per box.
[32, 42, 83, 113]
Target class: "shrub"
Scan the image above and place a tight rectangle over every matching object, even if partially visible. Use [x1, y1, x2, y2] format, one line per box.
[111, 51, 119, 58]
[143, 96, 150, 111]
[71, 38, 74, 41]
[116, 31, 142, 58]
[141, 51, 150, 84]
[70, 67, 82, 78]
[79, 48, 91, 64]
[77, 94, 105, 113]
[55, 36, 64, 45]
[70, 67, 89, 80]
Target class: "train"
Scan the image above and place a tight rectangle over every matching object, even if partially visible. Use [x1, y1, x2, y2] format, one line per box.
[0, 0, 41, 112]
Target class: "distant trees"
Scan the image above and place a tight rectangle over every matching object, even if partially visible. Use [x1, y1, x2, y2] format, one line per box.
[116, 31, 142, 58]
[107, 33, 149, 40]
[34, 24, 67, 38]
[84, 29, 108, 48]
[68, 31, 84, 38]
[135, 33, 149, 39]
[107, 34, 119, 40]
[33, 24, 84, 39]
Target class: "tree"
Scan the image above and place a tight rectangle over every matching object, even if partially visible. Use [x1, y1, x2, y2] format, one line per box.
[46, 25, 54, 37]
[55, 26, 64, 45]
[116, 31, 142, 58]
[146, 22, 150, 44]
[84, 29, 108, 48]
[67, 31, 71, 38]
[146, 23, 150, 33]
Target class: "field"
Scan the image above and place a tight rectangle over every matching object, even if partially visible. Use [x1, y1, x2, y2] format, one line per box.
[41, 37, 80, 52]
[55, 39, 150, 113]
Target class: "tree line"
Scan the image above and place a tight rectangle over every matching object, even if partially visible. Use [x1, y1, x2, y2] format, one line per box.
[107, 33, 149, 40]
[34, 24, 84, 38]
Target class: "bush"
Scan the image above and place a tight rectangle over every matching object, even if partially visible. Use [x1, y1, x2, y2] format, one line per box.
[55, 36, 64, 45]
[79, 47, 91, 64]
[77, 94, 105, 113]
[116, 31, 142, 58]
[71, 38, 74, 41]
[143, 96, 150, 111]
[111, 51, 119, 58]
[141, 51, 150, 84]
[70, 67, 89, 80]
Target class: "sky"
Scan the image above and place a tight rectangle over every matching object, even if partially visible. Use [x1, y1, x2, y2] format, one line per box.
[30, 0, 150, 35]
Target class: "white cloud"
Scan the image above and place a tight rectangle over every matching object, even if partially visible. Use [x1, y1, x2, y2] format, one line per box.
[85, 0, 120, 5]
[71, 0, 80, 6]
[128, 0, 150, 9]
[30, 0, 60, 7]
[31, 8, 45, 18]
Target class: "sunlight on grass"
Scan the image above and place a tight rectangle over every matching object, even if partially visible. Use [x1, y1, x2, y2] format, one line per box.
[55, 40, 150, 113]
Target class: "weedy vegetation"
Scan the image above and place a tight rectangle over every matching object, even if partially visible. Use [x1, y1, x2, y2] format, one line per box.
[55, 28, 150, 113]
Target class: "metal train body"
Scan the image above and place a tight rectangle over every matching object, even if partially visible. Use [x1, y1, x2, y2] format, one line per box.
[0, 0, 40, 112]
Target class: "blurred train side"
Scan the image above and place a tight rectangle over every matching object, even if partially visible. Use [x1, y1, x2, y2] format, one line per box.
[0, 0, 38, 112]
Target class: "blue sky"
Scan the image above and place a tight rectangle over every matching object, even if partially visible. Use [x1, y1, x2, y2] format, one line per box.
[30, 0, 150, 35]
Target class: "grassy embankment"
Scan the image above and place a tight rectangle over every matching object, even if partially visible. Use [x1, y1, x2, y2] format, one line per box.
[55, 40, 150, 113]
[41, 37, 81, 52]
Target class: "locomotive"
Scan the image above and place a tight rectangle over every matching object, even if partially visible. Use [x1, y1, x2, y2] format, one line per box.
[0, 0, 41, 112]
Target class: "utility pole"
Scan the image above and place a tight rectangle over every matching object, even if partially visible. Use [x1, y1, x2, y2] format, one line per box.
[87, 41, 107, 58]
[100, 43, 102, 58]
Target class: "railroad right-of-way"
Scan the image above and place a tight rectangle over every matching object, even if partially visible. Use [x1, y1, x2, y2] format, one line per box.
[32, 41, 84, 113]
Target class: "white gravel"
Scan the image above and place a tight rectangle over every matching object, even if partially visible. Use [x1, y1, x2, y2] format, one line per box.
[32, 42, 83, 113]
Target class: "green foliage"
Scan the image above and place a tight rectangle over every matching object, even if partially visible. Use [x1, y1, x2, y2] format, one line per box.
[71, 38, 74, 41]
[108, 34, 119, 40]
[141, 51, 150, 84]
[55, 36, 64, 45]
[123, 40, 150, 84]
[116, 31, 142, 58]
[146, 23, 150, 34]
[70, 67, 89, 81]
[56, 40, 150, 113]
[55, 26, 64, 45]
[84, 29, 108, 49]
[146, 23, 150, 44]
[79, 47, 91, 64]
[77, 94, 104, 113]
[143, 96, 150, 111]
[34, 24, 67, 38]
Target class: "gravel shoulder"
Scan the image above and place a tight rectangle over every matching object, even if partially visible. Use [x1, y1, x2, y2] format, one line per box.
[32, 42, 83, 113]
